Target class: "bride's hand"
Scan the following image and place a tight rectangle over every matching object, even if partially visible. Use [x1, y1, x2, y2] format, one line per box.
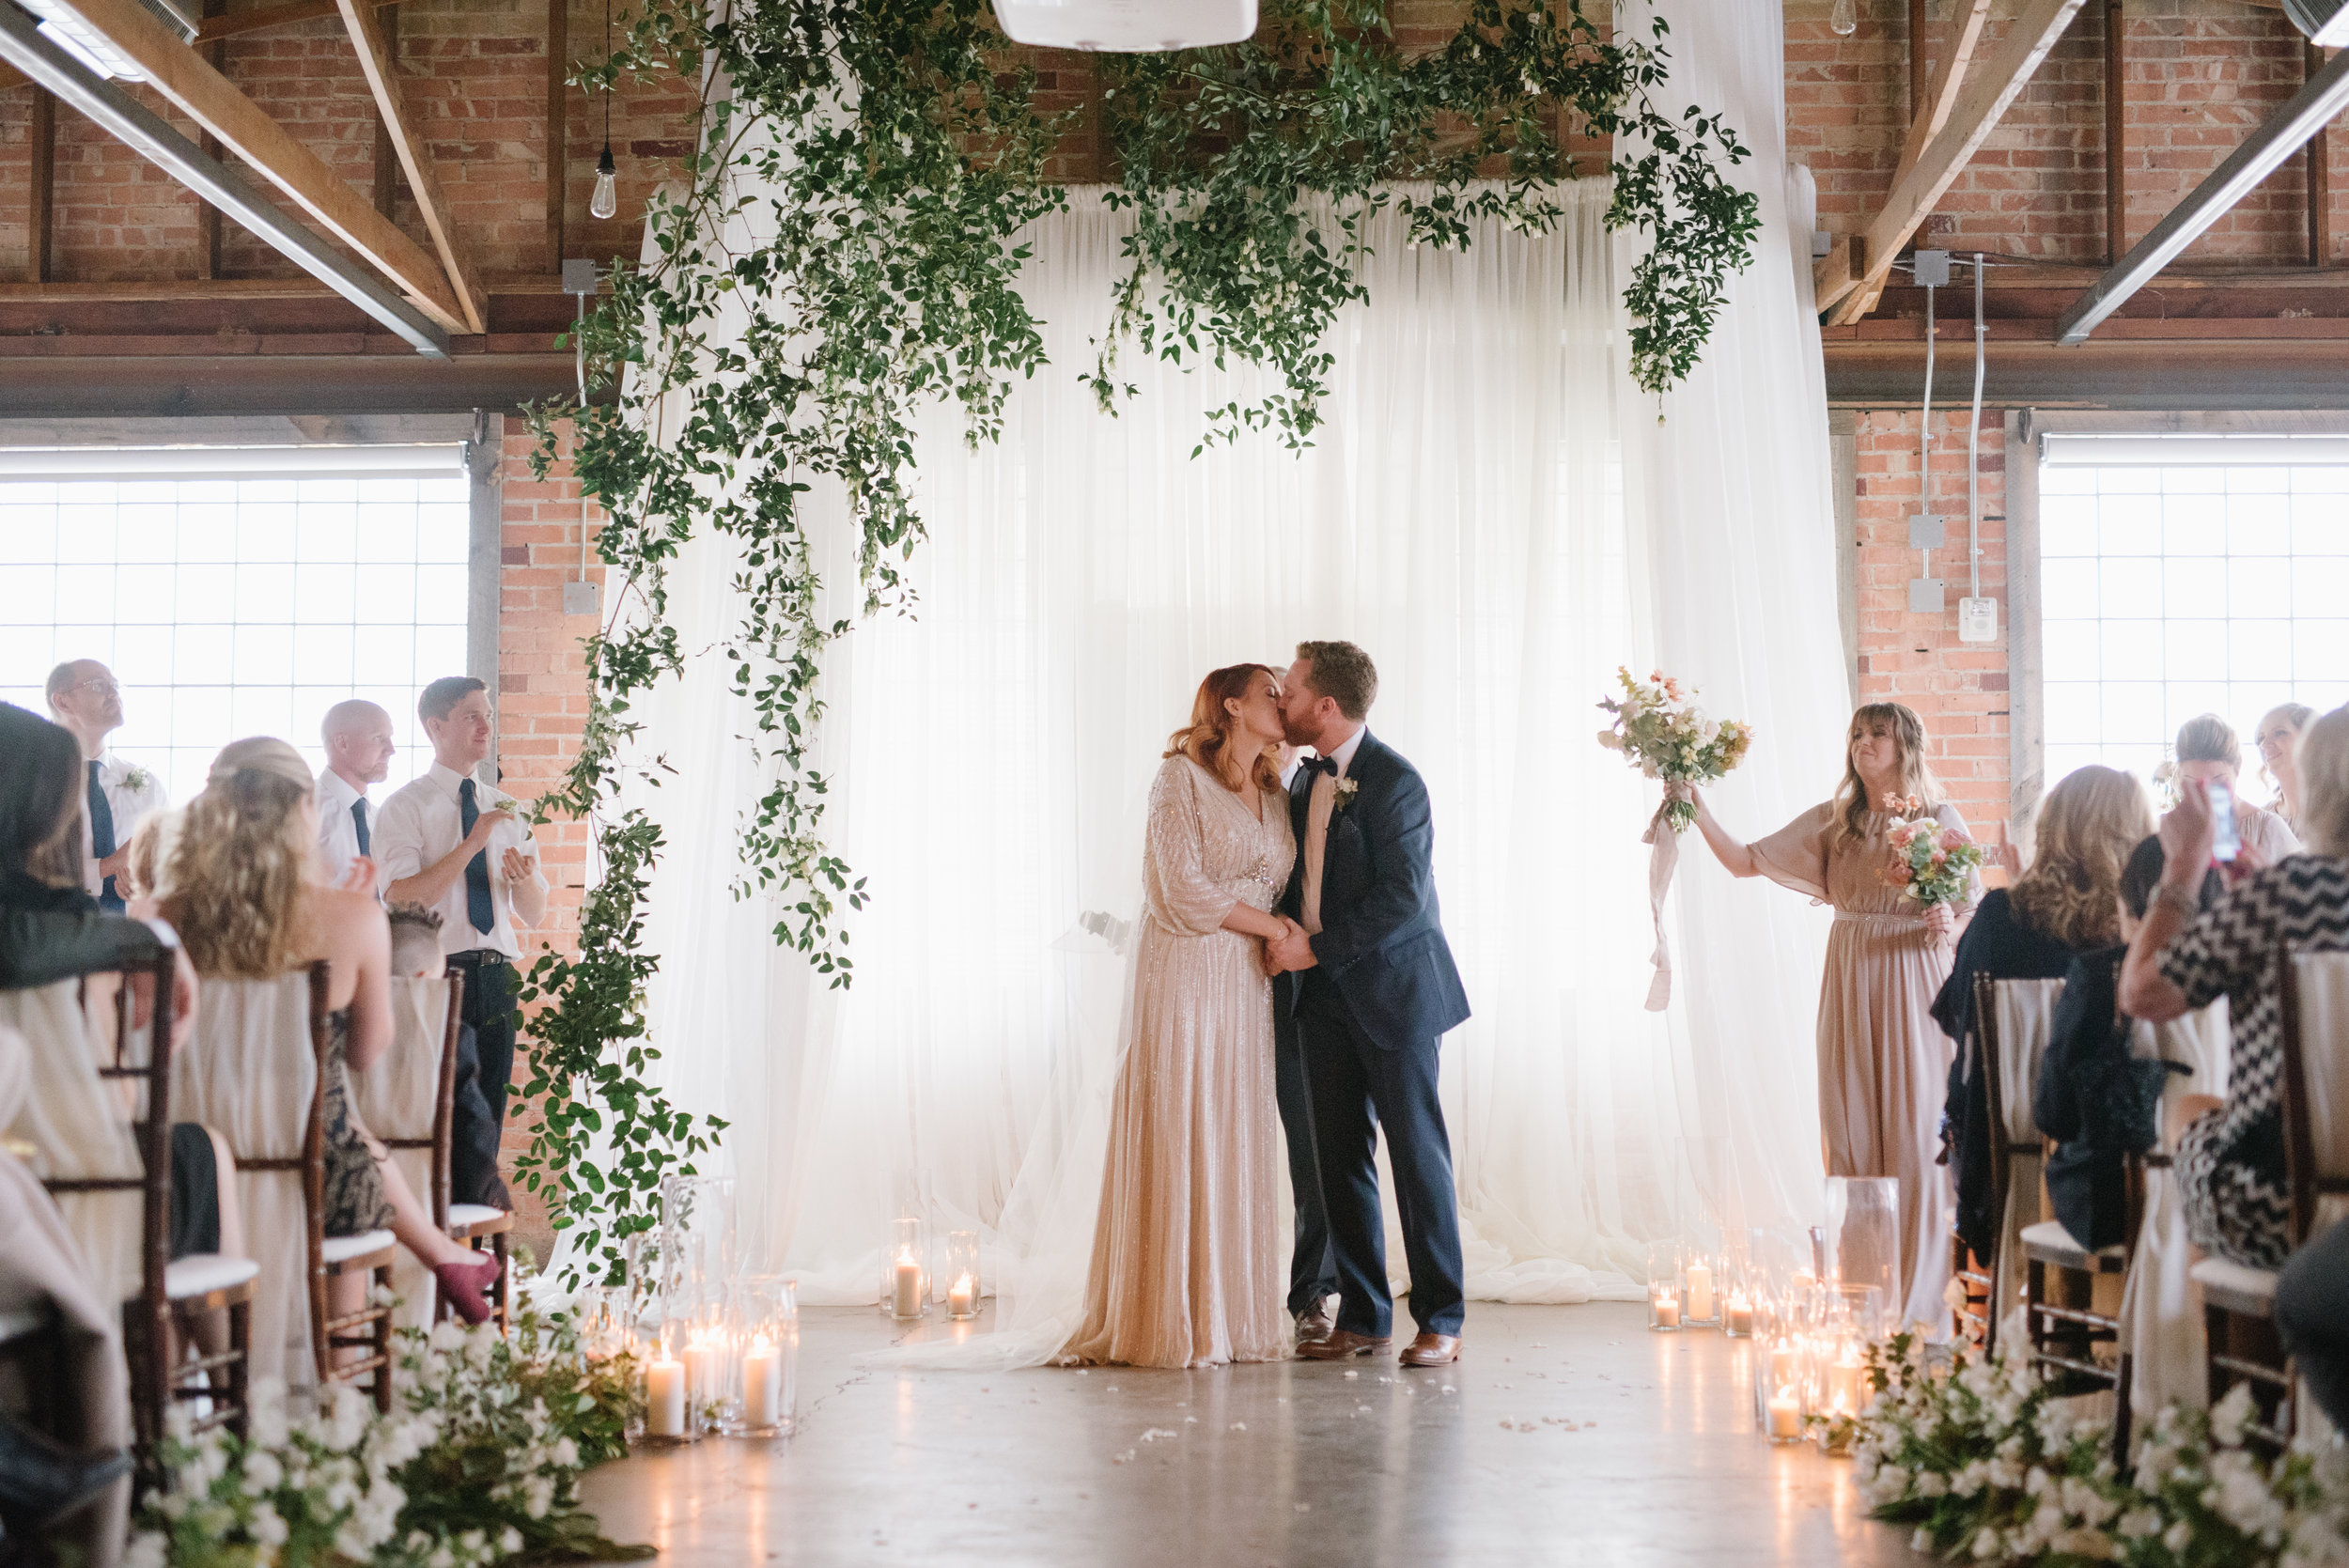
[1262, 917, 1300, 976]
[1665, 781, 1697, 807]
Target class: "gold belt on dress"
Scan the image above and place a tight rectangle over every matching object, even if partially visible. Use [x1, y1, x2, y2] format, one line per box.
[1831, 909, 1930, 930]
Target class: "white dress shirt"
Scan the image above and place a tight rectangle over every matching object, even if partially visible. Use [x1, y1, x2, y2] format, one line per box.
[79, 749, 168, 899]
[315, 766, 378, 895]
[372, 762, 546, 960]
[1300, 725, 1367, 937]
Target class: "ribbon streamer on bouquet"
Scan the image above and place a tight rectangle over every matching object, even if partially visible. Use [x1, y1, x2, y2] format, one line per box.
[1640, 798, 1676, 1012]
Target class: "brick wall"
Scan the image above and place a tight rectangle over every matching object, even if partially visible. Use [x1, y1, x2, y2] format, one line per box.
[1852, 407, 2015, 837]
[1788, 0, 2332, 265]
[492, 412, 601, 1253]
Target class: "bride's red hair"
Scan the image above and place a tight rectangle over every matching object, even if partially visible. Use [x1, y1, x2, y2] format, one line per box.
[1167, 663, 1283, 795]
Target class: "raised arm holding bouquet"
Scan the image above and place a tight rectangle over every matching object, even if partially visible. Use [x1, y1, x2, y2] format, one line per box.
[1595, 668, 1752, 1012]
[1675, 701, 1976, 1332]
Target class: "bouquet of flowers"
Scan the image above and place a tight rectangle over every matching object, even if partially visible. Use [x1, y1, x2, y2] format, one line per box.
[1595, 667, 1754, 834]
[1882, 796, 1983, 908]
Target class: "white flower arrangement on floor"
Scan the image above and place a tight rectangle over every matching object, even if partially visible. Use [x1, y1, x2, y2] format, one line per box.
[1848, 1317, 2349, 1567]
[128, 1311, 648, 1568]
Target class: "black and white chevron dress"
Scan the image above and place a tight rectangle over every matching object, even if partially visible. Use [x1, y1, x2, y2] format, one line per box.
[2158, 854, 2349, 1268]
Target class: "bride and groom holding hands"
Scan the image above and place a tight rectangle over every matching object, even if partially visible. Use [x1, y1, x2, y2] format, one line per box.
[1063, 641, 1470, 1371]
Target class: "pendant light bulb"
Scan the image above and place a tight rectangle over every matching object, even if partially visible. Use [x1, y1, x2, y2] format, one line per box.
[1828, 0, 1859, 36]
[590, 144, 618, 220]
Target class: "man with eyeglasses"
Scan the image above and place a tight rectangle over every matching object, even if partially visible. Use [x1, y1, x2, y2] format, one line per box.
[44, 660, 165, 915]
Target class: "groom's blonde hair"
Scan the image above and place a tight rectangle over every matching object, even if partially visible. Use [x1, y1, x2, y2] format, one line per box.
[1296, 641, 1377, 722]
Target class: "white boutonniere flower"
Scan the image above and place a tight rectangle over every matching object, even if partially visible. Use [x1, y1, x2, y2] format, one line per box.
[1333, 778, 1360, 812]
[123, 766, 153, 793]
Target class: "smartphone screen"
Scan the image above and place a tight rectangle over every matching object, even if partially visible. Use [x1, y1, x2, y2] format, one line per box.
[2207, 780, 2241, 862]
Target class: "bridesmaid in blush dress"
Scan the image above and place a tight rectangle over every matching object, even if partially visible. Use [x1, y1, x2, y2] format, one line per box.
[1065, 664, 1301, 1369]
[1678, 701, 1975, 1330]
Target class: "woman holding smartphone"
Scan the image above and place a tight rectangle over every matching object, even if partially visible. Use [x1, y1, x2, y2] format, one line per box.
[2173, 714, 2298, 866]
[1675, 702, 1975, 1330]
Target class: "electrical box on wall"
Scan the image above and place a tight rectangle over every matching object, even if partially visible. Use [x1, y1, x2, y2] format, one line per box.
[1909, 578, 1945, 614]
[564, 581, 602, 617]
[1958, 596, 1999, 644]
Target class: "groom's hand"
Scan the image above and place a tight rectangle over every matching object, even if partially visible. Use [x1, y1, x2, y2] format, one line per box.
[1268, 924, 1317, 974]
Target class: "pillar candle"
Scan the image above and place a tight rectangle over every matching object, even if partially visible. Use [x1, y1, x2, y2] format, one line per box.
[743, 1337, 784, 1429]
[1767, 1389, 1803, 1439]
[893, 1250, 924, 1318]
[1828, 1359, 1861, 1414]
[1652, 1290, 1679, 1329]
[949, 1273, 976, 1318]
[688, 1334, 727, 1414]
[1769, 1346, 1799, 1391]
[1686, 1261, 1714, 1322]
[646, 1358, 687, 1437]
[1726, 1295, 1754, 1335]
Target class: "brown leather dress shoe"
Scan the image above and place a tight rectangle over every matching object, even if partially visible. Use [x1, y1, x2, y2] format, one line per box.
[1294, 1304, 1336, 1343]
[1297, 1328, 1392, 1361]
[1398, 1332, 1460, 1367]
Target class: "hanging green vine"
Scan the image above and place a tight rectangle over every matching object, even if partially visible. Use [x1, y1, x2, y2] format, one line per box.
[519, 0, 1760, 1284]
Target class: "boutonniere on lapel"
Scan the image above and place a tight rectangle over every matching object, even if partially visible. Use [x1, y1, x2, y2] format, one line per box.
[1332, 777, 1360, 813]
[122, 766, 153, 792]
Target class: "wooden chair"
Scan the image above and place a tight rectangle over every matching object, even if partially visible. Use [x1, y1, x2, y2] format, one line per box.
[1969, 973, 2069, 1353]
[179, 964, 398, 1412]
[2197, 948, 2349, 1449]
[360, 970, 512, 1331]
[7, 950, 261, 1454]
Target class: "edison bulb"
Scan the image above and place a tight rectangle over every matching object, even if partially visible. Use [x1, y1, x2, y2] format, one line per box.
[590, 145, 618, 221]
[1829, 0, 1859, 35]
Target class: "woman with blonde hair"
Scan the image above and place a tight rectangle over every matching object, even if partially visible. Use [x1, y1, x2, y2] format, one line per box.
[2123, 705, 2349, 1269]
[1932, 766, 2154, 1265]
[157, 737, 499, 1324]
[1680, 701, 1976, 1328]
[2174, 712, 2299, 864]
[1066, 663, 1299, 1367]
[2254, 703, 2317, 831]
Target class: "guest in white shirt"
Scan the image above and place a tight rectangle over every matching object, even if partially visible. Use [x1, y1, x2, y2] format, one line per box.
[372, 676, 545, 1208]
[45, 660, 165, 915]
[316, 699, 396, 895]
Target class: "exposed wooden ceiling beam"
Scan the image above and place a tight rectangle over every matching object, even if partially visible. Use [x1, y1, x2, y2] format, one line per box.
[2057, 43, 2349, 342]
[194, 0, 398, 43]
[0, 4, 448, 354]
[1894, 0, 1995, 186]
[49, 0, 467, 334]
[1816, 0, 2088, 324]
[336, 0, 484, 333]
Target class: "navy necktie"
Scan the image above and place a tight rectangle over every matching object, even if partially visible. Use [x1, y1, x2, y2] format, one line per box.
[350, 797, 372, 859]
[457, 778, 494, 937]
[87, 760, 122, 913]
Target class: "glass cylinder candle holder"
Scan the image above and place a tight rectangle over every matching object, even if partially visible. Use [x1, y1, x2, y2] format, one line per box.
[1681, 1250, 1722, 1329]
[1646, 1240, 1684, 1332]
[735, 1275, 798, 1436]
[1824, 1176, 1902, 1315]
[943, 1231, 981, 1321]
[883, 1215, 928, 1320]
[686, 1296, 739, 1436]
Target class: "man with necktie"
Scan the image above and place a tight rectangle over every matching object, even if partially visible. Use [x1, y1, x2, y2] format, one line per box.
[316, 699, 397, 895]
[375, 675, 548, 1209]
[44, 660, 165, 915]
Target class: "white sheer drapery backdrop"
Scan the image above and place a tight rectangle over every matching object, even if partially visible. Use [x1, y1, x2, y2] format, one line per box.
[610, 0, 1846, 1319]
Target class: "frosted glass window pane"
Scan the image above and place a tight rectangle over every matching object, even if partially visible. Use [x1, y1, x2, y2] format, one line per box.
[291, 625, 354, 686]
[54, 564, 115, 615]
[112, 623, 173, 675]
[413, 624, 466, 675]
[176, 566, 238, 625]
[355, 505, 418, 563]
[414, 564, 466, 619]
[176, 504, 238, 561]
[2100, 467, 2161, 495]
[2042, 620, 2100, 681]
[2103, 682, 2165, 744]
[2163, 558, 2226, 617]
[357, 566, 417, 623]
[293, 563, 356, 624]
[2101, 503, 2161, 556]
[2295, 557, 2349, 617]
[2043, 466, 2099, 495]
[2290, 492, 2349, 551]
[171, 686, 231, 745]
[0, 627, 53, 676]
[2227, 505, 2291, 556]
[2295, 620, 2349, 681]
[233, 624, 294, 684]
[2041, 496, 2099, 556]
[116, 564, 174, 619]
[0, 506, 54, 561]
[2100, 557, 2160, 609]
[2229, 620, 2293, 680]
[116, 505, 176, 563]
[2293, 467, 2349, 493]
[2046, 682, 2102, 744]
[416, 504, 469, 561]
[2227, 556, 2292, 619]
[2042, 558, 2099, 616]
[229, 684, 294, 739]
[2162, 498, 2229, 556]
[234, 564, 297, 623]
[354, 626, 416, 687]
[239, 503, 299, 562]
[174, 624, 233, 675]
[0, 566, 55, 624]
[2228, 467, 2291, 494]
[2100, 619, 2164, 680]
[2165, 622, 2229, 686]
[298, 502, 359, 563]
[2045, 745, 2103, 787]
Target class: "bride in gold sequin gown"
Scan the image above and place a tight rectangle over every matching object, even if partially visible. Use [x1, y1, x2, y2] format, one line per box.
[1065, 664, 1301, 1368]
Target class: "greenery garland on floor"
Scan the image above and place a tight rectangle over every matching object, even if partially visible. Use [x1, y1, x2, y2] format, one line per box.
[519, 0, 1764, 1284]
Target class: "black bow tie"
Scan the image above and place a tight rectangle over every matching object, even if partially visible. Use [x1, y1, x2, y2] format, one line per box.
[1300, 755, 1340, 779]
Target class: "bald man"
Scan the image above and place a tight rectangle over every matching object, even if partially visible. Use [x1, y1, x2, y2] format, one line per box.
[318, 698, 396, 895]
[46, 659, 164, 913]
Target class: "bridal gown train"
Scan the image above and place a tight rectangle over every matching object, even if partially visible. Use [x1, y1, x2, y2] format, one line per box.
[1065, 754, 1296, 1368]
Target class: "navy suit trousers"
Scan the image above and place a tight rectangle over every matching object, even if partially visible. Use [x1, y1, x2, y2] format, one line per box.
[1298, 970, 1466, 1339]
[1274, 1001, 1337, 1316]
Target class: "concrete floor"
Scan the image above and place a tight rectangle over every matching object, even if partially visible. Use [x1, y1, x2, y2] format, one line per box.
[577, 1302, 1926, 1567]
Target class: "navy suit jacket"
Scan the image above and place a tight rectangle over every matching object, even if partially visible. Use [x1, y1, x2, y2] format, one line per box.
[1280, 730, 1470, 1051]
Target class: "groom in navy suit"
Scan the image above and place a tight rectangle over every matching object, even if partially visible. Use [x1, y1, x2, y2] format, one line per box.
[1268, 641, 1471, 1368]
